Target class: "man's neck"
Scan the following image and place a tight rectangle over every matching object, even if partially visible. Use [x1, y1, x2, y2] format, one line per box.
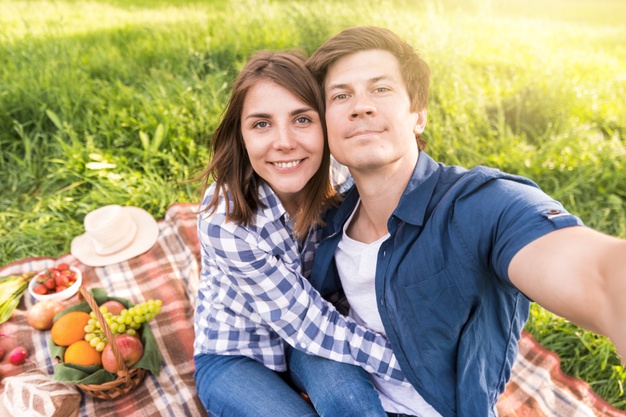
[346, 153, 418, 244]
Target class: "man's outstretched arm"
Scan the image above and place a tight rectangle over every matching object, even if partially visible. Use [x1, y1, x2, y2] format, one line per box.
[509, 226, 626, 362]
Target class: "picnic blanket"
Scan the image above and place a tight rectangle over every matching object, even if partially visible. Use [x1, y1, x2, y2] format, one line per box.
[1, 202, 625, 417]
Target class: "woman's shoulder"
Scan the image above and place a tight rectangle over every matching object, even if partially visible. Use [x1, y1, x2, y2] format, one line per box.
[198, 183, 237, 218]
[198, 184, 278, 240]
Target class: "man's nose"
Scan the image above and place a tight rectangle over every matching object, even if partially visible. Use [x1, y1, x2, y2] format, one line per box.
[350, 93, 377, 119]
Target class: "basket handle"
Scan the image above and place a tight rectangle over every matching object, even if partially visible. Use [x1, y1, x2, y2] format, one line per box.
[78, 286, 130, 379]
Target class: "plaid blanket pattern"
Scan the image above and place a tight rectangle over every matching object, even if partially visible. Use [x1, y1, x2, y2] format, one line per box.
[1, 203, 624, 417]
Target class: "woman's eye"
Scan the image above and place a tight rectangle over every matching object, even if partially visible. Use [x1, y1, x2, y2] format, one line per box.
[375, 87, 390, 93]
[295, 116, 311, 124]
[253, 121, 269, 129]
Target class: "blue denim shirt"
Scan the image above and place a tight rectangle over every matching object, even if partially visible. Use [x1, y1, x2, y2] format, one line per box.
[309, 152, 583, 417]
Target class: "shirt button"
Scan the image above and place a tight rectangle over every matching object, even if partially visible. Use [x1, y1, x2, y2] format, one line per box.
[300, 342, 307, 349]
[547, 209, 560, 215]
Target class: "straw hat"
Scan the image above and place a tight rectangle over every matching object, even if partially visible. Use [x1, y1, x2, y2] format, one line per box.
[71, 205, 159, 267]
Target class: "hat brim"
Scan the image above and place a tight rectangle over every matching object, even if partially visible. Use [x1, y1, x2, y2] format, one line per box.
[71, 207, 159, 267]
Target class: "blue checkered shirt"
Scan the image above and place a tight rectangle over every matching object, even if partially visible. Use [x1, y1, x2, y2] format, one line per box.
[193, 181, 407, 384]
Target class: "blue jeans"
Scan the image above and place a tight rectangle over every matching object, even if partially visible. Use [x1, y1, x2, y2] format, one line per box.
[194, 353, 317, 417]
[287, 347, 387, 417]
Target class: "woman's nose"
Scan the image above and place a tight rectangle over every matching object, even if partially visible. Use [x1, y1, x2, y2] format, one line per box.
[273, 127, 297, 150]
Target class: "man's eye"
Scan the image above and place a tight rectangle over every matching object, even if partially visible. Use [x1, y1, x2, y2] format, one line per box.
[375, 87, 390, 93]
[333, 93, 348, 101]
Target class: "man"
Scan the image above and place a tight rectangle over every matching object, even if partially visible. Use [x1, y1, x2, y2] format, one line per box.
[303, 26, 626, 416]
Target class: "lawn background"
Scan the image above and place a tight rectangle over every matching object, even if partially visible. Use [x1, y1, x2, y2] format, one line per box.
[1, 0, 625, 409]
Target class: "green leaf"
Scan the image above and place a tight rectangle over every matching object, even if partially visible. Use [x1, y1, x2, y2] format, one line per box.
[46, 109, 63, 130]
[151, 123, 165, 153]
[139, 131, 150, 151]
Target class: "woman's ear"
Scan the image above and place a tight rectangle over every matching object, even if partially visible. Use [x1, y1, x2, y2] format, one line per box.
[413, 109, 427, 135]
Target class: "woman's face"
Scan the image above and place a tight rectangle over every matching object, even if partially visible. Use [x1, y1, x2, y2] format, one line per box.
[241, 79, 324, 215]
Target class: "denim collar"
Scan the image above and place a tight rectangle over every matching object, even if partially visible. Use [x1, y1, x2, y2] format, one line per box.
[333, 151, 441, 231]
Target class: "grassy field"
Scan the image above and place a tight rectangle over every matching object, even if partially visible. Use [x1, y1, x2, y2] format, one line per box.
[1, 0, 625, 409]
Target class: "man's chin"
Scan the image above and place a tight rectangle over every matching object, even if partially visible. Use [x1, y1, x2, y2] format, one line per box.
[345, 158, 386, 174]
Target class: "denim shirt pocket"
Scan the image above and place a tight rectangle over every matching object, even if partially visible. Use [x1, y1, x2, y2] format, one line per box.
[403, 268, 470, 342]
[397, 268, 469, 416]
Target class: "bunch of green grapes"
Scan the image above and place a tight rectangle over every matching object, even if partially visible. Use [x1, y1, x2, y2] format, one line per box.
[84, 299, 163, 352]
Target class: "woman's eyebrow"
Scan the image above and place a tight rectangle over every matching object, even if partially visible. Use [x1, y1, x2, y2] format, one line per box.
[244, 112, 271, 120]
[244, 107, 313, 120]
[290, 107, 314, 116]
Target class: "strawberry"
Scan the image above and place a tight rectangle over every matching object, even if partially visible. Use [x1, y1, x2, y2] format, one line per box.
[32, 284, 48, 295]
[43, 277, 56, 290]
[55, 275, 70, 288]
[56, 263, 70, 271]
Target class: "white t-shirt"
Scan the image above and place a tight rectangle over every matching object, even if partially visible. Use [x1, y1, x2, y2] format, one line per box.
[335, 201, 442, 417]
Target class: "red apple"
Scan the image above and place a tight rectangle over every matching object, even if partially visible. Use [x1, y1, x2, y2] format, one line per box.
[100, 300, 126, 315]
[101, 334, 144, 374]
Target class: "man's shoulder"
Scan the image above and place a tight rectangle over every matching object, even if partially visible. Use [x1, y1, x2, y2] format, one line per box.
[438, 162, 529, 182]
[394, 157, 546, 227]
[437, 163, 540, 196]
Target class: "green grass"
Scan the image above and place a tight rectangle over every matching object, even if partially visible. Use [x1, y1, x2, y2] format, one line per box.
[1, 0, 625, 409]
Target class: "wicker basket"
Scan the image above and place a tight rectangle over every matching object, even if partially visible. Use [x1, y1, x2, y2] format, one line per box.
[74, 286, 147, 400]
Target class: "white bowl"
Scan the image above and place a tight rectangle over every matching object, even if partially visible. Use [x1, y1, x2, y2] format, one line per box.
[29, 266, 83, 302]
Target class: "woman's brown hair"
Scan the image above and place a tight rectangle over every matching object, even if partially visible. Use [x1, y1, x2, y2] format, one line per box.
[197, 50, 339, 238]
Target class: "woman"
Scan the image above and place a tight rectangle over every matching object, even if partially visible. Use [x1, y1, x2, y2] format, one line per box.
[193, 51, 405, 417]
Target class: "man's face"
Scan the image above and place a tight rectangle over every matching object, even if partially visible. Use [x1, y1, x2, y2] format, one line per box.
[324, 49, 426, 174]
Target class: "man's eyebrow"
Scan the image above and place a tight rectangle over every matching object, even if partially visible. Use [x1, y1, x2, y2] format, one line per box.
[326, 75, 394, 91]
[326, 82, 350, 91]
[369, 75, 392, 84]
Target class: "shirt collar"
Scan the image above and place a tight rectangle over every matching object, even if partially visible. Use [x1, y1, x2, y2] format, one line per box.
[257, 181, 292, 224]
[332, 151, 442, 231]
[394, 151, 441, 226]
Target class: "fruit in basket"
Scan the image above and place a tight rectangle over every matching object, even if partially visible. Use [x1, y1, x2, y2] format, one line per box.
[51, 311, 91, 346]
[84, 298, 163, 348]
[64, 340, 102, 367]
[100, 300, 126, 316]
[27, 300, 65, 330]
[101, 334, 144, 374]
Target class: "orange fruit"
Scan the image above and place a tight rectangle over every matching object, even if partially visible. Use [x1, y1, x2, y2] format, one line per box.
[64, 340, 102, 367]
[51, 311, 91, 346]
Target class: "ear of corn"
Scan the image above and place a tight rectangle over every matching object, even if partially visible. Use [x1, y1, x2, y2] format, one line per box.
[0, 272, 37, 324]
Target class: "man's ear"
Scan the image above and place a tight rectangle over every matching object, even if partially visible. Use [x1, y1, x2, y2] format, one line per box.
[414, 109, 427, 135]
